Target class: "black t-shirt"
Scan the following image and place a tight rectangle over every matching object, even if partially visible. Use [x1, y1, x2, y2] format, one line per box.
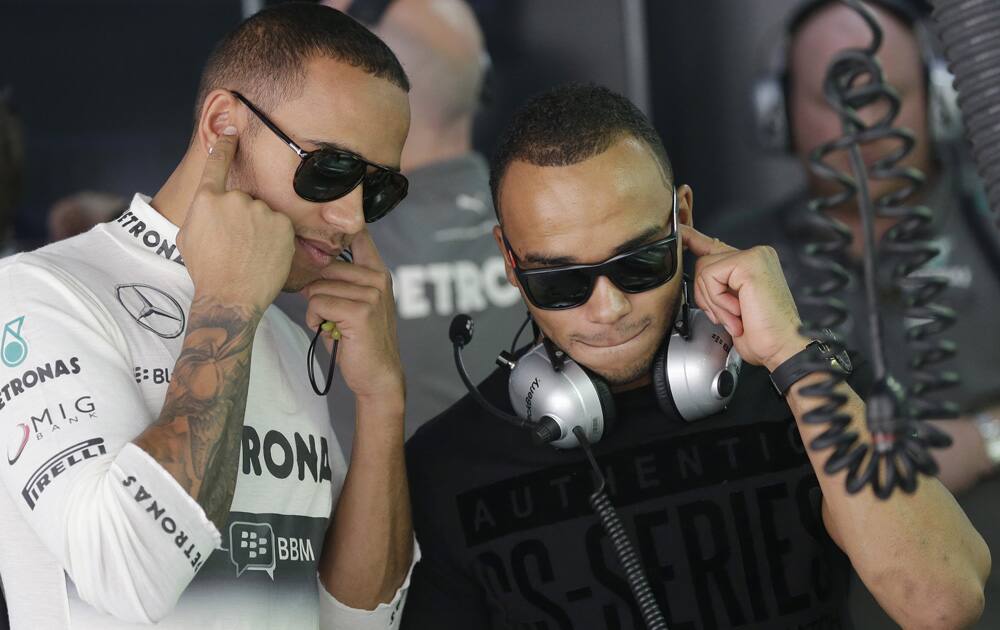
[404, 360, 869, 630]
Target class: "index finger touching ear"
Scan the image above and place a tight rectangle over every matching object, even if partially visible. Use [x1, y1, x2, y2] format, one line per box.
[680, 224, 737, 257]
[199, 126, 239, 194]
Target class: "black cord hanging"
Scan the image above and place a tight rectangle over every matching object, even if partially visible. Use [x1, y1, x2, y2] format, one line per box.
[572, 427, 668, 630]
[308, 323, 340, 396]
[799, 0, 956, 499]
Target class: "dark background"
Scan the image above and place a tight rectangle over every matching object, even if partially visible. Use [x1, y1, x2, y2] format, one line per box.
[0, 0, 803, 249]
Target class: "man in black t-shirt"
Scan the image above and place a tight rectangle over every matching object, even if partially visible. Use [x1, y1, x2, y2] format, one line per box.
[402, 84, 989, 629]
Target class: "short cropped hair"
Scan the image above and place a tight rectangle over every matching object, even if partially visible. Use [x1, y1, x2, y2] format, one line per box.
[489, 83, 673, 220]
[193, 2, 409, 132]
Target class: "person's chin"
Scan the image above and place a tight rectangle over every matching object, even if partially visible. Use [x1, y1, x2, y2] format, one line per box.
[570, 325, 658, 384]
[281, 265, 317, 294]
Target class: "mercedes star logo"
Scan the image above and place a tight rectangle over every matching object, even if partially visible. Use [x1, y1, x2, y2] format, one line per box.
[116, 284, 186, 339]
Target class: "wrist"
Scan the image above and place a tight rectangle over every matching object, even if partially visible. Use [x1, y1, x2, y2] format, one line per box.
[764, 333, 812, 373]
[193, 288, 269, 313]
[355, 382, 405, 416]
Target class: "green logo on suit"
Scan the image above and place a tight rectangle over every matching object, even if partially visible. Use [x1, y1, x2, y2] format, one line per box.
[2, 316, 28, 368]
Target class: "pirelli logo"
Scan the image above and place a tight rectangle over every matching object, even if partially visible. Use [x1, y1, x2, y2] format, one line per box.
[21, 438, 107, 510]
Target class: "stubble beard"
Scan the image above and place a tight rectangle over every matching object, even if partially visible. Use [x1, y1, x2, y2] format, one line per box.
[584, 321, 671, 387]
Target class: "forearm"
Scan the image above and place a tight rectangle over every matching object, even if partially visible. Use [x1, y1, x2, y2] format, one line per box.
[133, 295, 261, 530]
[320, 392, 412, 610]
[787, 374, 990, 628]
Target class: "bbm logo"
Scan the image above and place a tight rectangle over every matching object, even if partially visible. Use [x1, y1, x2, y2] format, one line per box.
[242, 529, 268, 559]
[229, 521, 276, 579]
[134, 366, 171, 384]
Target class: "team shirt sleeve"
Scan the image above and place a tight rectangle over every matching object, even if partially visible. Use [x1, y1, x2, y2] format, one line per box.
[0, 258, 221, 623]
[316, 536, 420, 630]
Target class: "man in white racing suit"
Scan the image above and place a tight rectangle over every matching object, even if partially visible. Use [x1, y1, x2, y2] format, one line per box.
[0, 4, 416, 628]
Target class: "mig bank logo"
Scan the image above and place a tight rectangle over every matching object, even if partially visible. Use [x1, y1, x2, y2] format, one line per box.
[1, 316, 28, 368]
[115, 284, 186, 339]
[6, 423, 29, 465]
[229, 521, 276, 579]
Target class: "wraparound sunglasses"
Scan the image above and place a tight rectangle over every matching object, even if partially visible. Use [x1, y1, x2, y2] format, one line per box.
[231, 91, 408, 223]
[503, 186, 679, 310]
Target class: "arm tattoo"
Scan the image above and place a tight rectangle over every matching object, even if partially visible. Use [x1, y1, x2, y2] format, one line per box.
[134, 298, 261, 530]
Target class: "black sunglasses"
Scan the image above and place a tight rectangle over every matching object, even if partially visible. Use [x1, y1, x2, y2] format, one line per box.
[230, 91, 408, 223]
[504, 187, 679, 310]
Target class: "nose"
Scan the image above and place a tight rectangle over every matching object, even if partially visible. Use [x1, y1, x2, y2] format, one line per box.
[319, 183, 365, 236]
[584, 275, 631, 324]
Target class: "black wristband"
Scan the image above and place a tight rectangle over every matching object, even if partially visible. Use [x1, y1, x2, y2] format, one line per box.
[769, 336, 852, 397]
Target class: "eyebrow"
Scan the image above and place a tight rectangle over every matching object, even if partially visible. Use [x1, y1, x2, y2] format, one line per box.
[304, 138, 402, 173]
[521, 224, 667, 266]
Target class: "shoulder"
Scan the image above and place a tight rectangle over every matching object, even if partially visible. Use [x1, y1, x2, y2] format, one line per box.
[2, 237, 106, 309]
[2, 230, 118, 293]
[0, 233, 137, 359]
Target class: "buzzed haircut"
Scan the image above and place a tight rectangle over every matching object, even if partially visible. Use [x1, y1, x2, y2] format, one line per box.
[489, 83, 673, 221]
[193, 2, 409, 133]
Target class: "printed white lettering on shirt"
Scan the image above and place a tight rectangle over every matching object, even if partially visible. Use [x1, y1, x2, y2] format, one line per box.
[227, 520, 317, 580]
[393, 257, 520, 319]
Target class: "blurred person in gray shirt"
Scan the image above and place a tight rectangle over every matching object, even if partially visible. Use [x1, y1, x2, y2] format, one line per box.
[279, 0, 522, 456]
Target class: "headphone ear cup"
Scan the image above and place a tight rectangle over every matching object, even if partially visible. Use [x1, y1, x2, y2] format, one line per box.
[927, 59, 963, 145]
[583, 369, 617, 436]
[651, 342, 679, 419]
[752, 74, 792, 153]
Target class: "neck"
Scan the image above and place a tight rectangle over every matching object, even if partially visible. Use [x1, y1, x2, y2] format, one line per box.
[150, 145, 205, 227]
[610, 374, 652, 393]
[400, 118, 472, 172]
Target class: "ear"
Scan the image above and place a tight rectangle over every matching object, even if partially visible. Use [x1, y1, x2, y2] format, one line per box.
[677, 184, 694, 228]
[493, 224, 520, 289]
[196, 90, 245, 157]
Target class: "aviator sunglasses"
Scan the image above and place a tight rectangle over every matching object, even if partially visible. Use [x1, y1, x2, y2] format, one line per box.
[231, 91, 408, 223]
[504, 187, 679, 310]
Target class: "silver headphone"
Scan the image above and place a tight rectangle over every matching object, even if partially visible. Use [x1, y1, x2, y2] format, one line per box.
[751, 0, 963, 154]
[451, 283, 743, 449]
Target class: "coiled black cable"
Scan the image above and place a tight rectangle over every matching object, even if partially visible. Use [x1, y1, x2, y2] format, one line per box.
[931, 0, 1000, 223]
[798, 0, 955, 499]
[572, 426, 668, 630]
